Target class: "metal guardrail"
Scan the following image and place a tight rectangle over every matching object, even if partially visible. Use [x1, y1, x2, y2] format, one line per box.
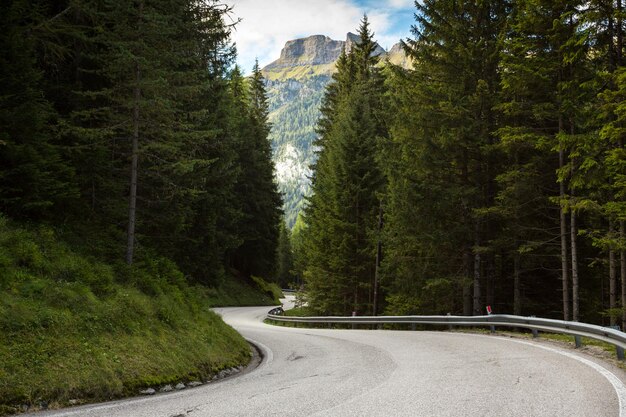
[266, 312, 626, 359]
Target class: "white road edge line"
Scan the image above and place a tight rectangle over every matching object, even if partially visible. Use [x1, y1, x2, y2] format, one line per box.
[244, 337, 274, 371]
[485, 335, 626, 417]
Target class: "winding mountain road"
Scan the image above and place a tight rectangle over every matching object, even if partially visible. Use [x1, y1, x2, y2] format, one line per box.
[32, 298, 626, 416]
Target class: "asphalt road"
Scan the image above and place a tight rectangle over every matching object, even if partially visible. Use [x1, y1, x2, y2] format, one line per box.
[31, 298, 626, 417]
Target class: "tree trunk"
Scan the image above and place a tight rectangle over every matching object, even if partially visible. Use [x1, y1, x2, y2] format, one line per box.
[570, 119, 579, 322]
[513, 248, 521, 316]
[463, 248, 472, 316]
[126, 0, 143, 266]
[618, 0, 623, 66]
[486, 254, 495, 308]
[373, 202, 383, 316]
[353, 195, 360, 315]
[559, 138, 570, 320]
[621, 221, 626, 330]
[571, 199, 579, 322]
[473, 222, 482, 315]
[610, 246, 617, 326]
[126, 68, 141, 265]
[609, 0, 616, 71]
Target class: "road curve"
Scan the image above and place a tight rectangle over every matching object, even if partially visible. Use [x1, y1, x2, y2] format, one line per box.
[30, 299, 626, 417]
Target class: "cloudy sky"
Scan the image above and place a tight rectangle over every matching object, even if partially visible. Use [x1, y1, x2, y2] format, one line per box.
[224, 0, 416, 73]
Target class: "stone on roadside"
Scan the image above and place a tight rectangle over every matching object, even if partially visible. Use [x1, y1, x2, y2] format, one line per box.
[140, 388, 156, 395]
[175, 383, 185, 390]
[188, 381, 202, 387]
[160, 384, 173, 392]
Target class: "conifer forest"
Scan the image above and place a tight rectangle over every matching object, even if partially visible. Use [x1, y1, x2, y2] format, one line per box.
[300, 2, 626, 328]
[3, 0, 626, 342]
[1, 0, 282, 283]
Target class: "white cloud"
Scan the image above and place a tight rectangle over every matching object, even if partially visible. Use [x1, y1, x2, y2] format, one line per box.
[225, 0, 414, 73]
[367, 10, 403, 50]
[386, 0, 415, 9]
[227, 0, 361, 73]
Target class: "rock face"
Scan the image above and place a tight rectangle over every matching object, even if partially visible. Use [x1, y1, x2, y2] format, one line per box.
[264, 33, 398, 81]
[265, 35, 344, 69]
[263, 34, 410, 228]
[387, 42, 411, 68]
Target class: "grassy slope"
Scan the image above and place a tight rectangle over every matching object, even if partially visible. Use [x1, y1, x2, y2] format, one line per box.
[262, 63, 337, 81]
[0, 218, 278, 414]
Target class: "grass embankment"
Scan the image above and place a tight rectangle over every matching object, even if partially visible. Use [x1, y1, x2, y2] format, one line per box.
[0, 219, 277, 415]
[283, 306, 315, 317]
[207, 274, 281, 307]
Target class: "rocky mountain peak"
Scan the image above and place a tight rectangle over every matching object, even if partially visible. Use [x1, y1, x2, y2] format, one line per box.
[387, 41, 411, 68]
[266, 35, 344, 70]
[389, 42, 405, 55]
[264, 33, 392, 76]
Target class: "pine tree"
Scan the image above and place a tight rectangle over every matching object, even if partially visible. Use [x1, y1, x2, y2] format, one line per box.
[229, 61, 282, 279]
[275, 220, 295, 287]
[303, 16, 387, 315]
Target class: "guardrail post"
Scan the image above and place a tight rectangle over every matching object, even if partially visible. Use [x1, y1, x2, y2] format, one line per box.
[411, 323, 416, 331]
[447, 313, 453, 331]
[608, 326, 624, 360]
[574, 335, 582, 348]
[530, 316, 539, 338]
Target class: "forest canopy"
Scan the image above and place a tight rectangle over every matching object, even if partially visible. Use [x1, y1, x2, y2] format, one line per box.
[299, 2, 626, 328]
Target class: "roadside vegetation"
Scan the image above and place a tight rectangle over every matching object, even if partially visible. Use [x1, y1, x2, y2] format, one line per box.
[0, 218, 280, 415]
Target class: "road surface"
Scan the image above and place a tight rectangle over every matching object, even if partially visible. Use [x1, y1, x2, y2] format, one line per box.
[31, 298, 626, 416]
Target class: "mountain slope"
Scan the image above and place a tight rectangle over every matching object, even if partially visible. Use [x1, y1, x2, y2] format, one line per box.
[264, 33, 409, 227]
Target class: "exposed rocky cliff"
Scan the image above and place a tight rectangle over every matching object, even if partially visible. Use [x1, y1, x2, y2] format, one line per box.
[264, 35, 344, 69]
[387, 42, 411, 68]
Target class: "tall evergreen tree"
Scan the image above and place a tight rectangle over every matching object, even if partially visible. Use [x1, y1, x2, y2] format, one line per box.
[303, 16, 387, 315]
[229, 61, 282, 279]
[275, 220, 295, 287]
